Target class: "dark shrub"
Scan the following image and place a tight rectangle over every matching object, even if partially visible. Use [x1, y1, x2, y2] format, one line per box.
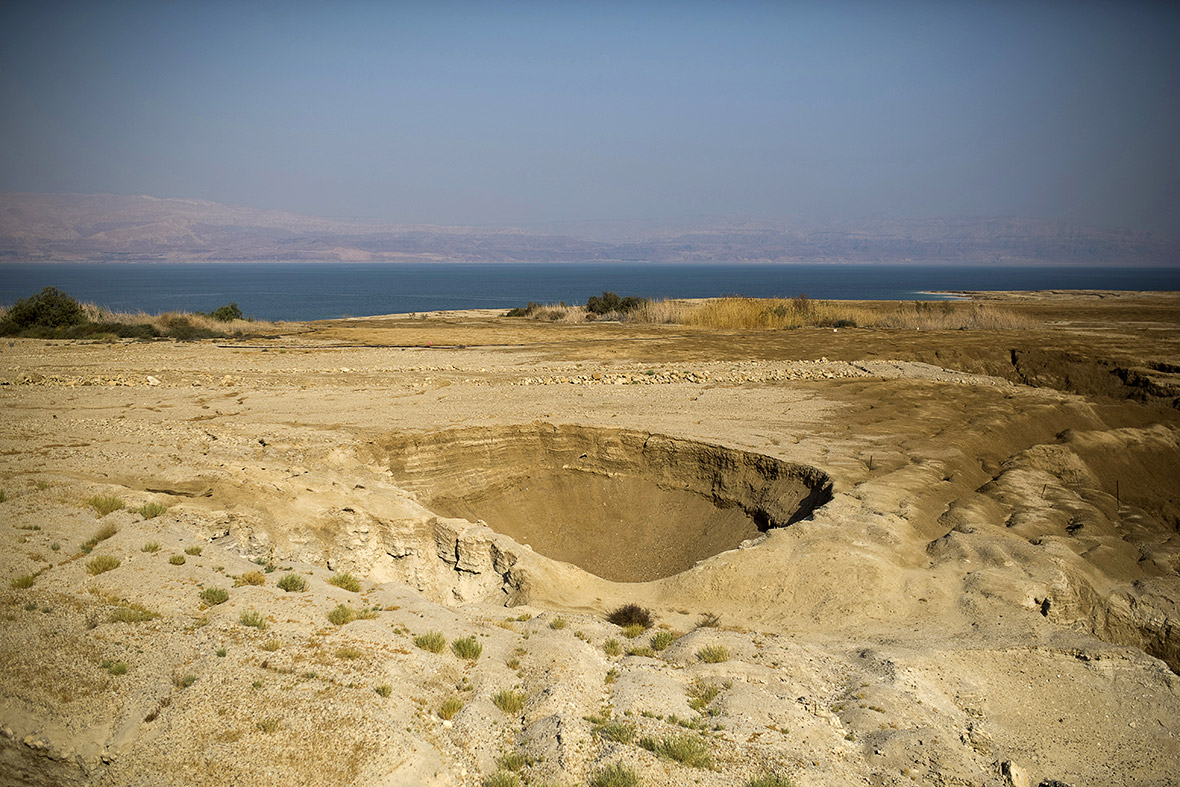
[1, 287, 86, 332]
[161, 317, 220, 340]
[504, 302, 541, 318]
[586, 291, 646, 316]
[606, 603, 653, 628]
[208, 302, 243, 322]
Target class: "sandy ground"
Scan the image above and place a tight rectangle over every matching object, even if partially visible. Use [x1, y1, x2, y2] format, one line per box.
[1, 292, 1179, 787]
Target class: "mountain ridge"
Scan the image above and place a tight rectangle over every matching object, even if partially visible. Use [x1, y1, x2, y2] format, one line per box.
[1, 192, 1175, 265]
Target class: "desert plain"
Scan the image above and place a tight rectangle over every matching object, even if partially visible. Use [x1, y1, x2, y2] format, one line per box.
[1, 290, 1179, 787]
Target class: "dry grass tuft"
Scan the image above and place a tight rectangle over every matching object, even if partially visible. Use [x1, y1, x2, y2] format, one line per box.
[414, 631, 447, 653]
[492, 689, 527, 714]
[86, 555, 120, 575]
[438, 696, 464, 720]
[451, 636, 482, 660]
[87, 495, 124, 517]
[235, 570, 266, 587]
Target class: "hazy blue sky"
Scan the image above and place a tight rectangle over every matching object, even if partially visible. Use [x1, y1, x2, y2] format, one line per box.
[1, 1, 1177, 232]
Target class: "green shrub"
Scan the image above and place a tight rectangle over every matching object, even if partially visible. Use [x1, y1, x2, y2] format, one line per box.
[451, 636, 482, 660]
[10, 574, 35, 590]
[0, 287, 86, 331]
[621, 623, 646, 639]
[327, 604, 359, 625]
[588, 763, 640, 787]
[483, 772, 521, 787]
[603, 638, 622, 657]
[200, 587, 229, 606]
[687, 682, 721, 713]
[208, 302, 244, 322]
[607, 604, 652, 628]
[650, 630, 676, 651]
[595, 720, 636, 743]
[137, 502, 168, 519]
[549, 616, 567, 630]
[586, 291, 647, 316]
[328, 572, 361, 592]
[101, 659, 129, 676]
[87, 495, 125, 517]
[696, 644, 730, 663]
[159, 316, 219, 340]
[239, 610, 267, 629]
[414, 631, 447, 653]
[86, 555, 120, 575]
[141, 541, 161, 553]
[375, 684, 392, 697]
[80, 523, 119, 553]
[184, 546, 202, 556]
[336, 646, 362, 660]
[256, 718, 280, 733]
[625, 645, 653, 657]
[110, 604, 157, 623]
[173, 672, 198, 689]
[640, 734, 713, 768]
[169, 554, 186, 566]
[492, 689, 527, 714]
[438, 696, 464, 720]
[276, 573, 306, 592]
[745, 775, 796, 787]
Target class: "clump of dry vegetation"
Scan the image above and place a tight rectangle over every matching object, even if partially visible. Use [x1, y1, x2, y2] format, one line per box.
[607, 603, 654, 629]
[87, 495, 125, 517]
[86, 555, 121, 575]
[328, 572, 362, 592]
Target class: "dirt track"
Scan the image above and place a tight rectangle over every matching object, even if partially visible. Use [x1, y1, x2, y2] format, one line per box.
[1, 292, 1178, 787]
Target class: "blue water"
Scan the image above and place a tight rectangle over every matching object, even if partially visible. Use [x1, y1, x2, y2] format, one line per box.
[1, 262, 1177, 321]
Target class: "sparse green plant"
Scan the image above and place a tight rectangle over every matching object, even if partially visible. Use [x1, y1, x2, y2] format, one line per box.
[549, 616, 567, 630]
[216, 648, 227, 657]
[136, 502, 168, 519]
[327, 604, 357, 625]
[650, 630, 676, 651]
[252, 680, 263, 689]
[81, 523, 119, 553]
[595, 720, 636, 744]
[606, 603, 653, 629]
[86, 555, 120, 575]
[173, 672, 198, 689]
[375, 684, 392, 697]
[328, 572, 361, 592]
[235, 570, 265, 587]
[451, 636, 482, 660]
[625, 645, 653, 657]
[50, 542, 60, 551]
[276, 573, 306, 592]
[414, 631, 447, 653]
[483, 772, 521, 787]
[262, 639, 281, 652]
[34, 481, 51, 491]
[336, 645, 362, 660]
[141, 541, 160, 553]
[497, 751, 536, 771]
[101, 659, 128, 675]
[256, 717, 280, 733]
[110, 604, 157, 623]
[438, 696, 464, 720]
[185, 545, 202, 556]
[603, 638, 622, 657]
[696, 644, 730, 663]
[0, 490, 7, 503]
[745, 775, 796, 787]
[687, 683, 721, 713]
[588, 762, 640, 787]
[208, 302, 244, 322]
[87, 495, 124, 517]
[10, 574, 35, 590]
[696, 612, 721, 628]
[200, 587, 229, 606]
[492, 689, 527, 714]
[575, 630, 590, 642]
[605, 668, 619, 684]
[169, 554, 186, 566]
[621, 623, 646, 638]
[240, 610, 267, 630]
[640, 734, 713, 768]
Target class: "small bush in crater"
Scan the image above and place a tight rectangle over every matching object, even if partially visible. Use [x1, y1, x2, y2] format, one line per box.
[169, 554, 186, 566]
[10, 574, 35, 590]
[640, 734, 713, 768]
[136, 502, 168, 519]
[696, 644, 730, 663]
[650, 630, 676, 651]
[414, 631, 447, 653]
[328, 572, 362, 592]
[141, 542, 161, 553]
[86, 555, 120, 575]
[492, 689, 527, 715]
[87, 495, 125, 517]
[745, 775, 796, 787]
[276, 573, 306, 592]
[438, 696, 464, 720]
[588, 763, 640, 787]
[235, 570, 266, 587]
[451, 636, 482, 660]
[200, 587, 229, 606]
[606, 603, 653, 629]
[239, 610, 267, 630]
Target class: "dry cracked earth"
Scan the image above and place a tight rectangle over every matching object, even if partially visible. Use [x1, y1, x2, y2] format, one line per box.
[1, 291, 1179, 787]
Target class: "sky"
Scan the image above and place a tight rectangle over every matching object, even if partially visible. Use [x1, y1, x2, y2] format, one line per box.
[1, 0, 1178, 233]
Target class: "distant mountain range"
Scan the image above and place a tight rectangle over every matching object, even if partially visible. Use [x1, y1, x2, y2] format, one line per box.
[1, 192, 1175, 265]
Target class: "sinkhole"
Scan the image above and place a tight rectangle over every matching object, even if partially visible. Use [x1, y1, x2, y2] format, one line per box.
[374, 424, 833, 582]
